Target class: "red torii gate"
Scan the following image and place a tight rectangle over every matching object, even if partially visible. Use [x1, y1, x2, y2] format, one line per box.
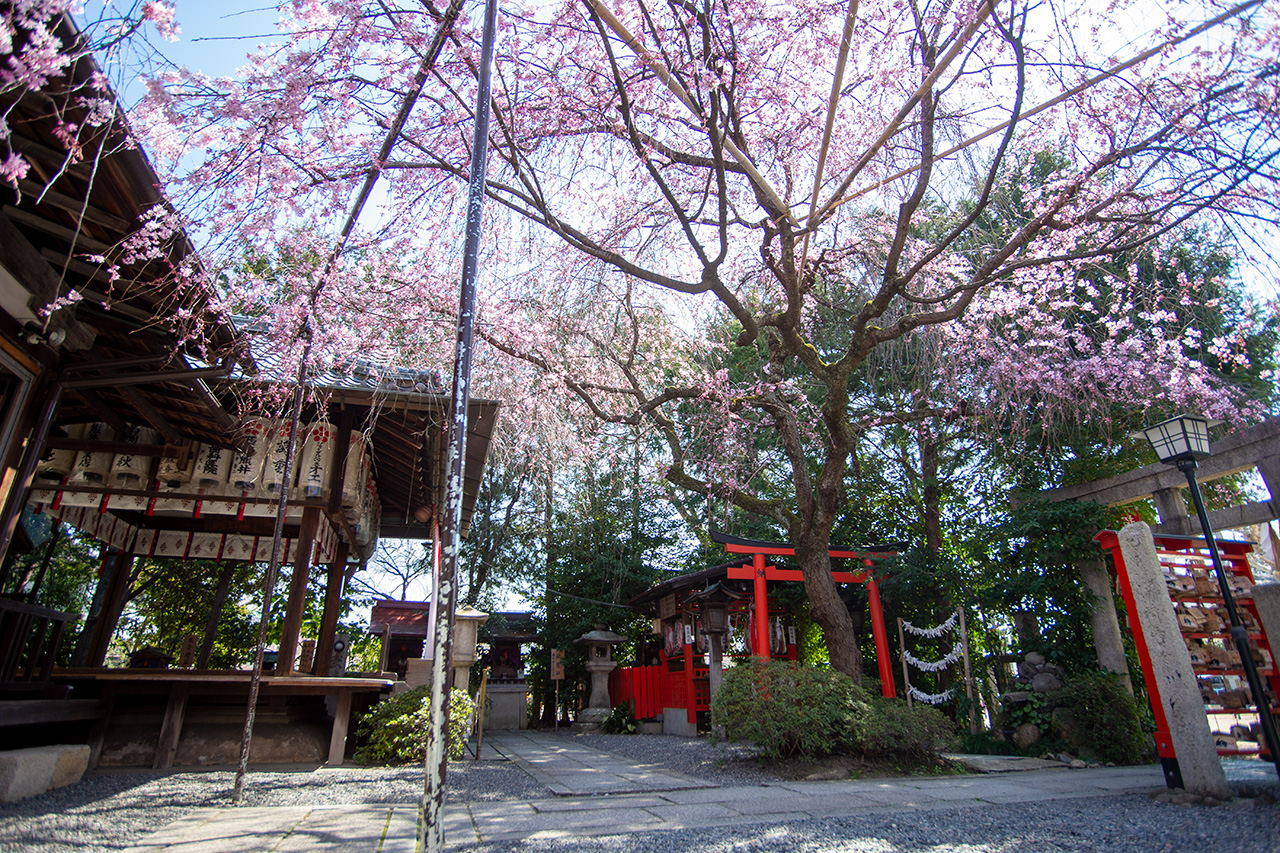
[711, 530, 899, 698]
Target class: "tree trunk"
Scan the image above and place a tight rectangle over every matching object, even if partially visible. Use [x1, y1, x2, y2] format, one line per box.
[198, 562, 237, 669]
[795, 531, 863, 682]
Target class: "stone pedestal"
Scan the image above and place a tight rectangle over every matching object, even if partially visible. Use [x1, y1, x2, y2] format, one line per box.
[484, 683, 528, 730]
[572, 658, 618, 732]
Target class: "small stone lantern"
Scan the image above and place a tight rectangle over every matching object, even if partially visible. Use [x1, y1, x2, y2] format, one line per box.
[573, 625, 627, 731]
[452, 605, 489, 687]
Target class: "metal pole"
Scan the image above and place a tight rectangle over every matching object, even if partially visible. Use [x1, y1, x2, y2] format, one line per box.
[421, 0, 498, 847]
[233, 341, 311, 803]
[1179, 458, 1280, 783]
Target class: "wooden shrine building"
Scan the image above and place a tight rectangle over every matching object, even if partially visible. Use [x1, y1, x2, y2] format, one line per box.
[0, 15, 499, 769]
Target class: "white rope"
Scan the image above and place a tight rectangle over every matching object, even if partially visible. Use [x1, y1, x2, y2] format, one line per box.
[903, 645, 963, 673]
[901, 611, 958, 638]
[908, 685, 955, 705]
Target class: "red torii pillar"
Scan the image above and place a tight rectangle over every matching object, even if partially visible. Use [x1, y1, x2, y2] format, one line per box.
[715, 533, 897, 698]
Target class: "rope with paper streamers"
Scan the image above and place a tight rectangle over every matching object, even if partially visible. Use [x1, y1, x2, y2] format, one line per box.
[908, 685, 955, 705]
[901, 610, 958, 638]
[903, 645, 963, 673]
[897, 608, 976, 725]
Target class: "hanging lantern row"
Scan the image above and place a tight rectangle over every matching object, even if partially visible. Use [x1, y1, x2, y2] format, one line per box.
[29, 418, 380, 560]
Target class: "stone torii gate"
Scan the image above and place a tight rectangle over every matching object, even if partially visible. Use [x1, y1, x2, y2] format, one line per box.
[1039, 417, 1280, 690]
[710, 530, 899, 697]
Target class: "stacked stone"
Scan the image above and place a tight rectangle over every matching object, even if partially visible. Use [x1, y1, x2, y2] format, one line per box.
[999, 652, 1066, 748]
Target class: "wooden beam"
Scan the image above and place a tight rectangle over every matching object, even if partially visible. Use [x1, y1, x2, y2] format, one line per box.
[44, 437, 184, 458]
[2, 205, 110, 254]
[152, 684, 190, 769]
[277, 507, 322, 676]
[327, 690, 353, 765]
[68, 388, 128, 436]
[119, 385, 182, 444]
[8, 133, 94, 181]
[314, 539, 352, 678]
[17, 179, 134, 232]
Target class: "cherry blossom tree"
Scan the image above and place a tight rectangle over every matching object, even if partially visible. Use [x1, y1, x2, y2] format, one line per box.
[10, 0, 1280, 678]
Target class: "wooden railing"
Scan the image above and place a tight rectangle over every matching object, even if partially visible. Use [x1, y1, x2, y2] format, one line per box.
[0, 597, 75, 684]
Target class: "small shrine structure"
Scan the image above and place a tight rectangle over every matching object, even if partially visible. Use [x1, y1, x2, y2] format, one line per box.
[618, 531, 898, 734]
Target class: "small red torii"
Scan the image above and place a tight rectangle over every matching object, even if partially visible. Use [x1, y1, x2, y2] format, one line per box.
[711, 530, 899, 698]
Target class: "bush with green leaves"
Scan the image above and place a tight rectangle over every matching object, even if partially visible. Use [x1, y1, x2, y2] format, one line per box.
[848, 695, 956, 761]
[712, 659, 867, 758]
[353, 686, 475, 764]
[1050, 673, 1151, 765]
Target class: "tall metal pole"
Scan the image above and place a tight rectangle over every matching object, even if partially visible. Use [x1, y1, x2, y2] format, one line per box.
[1179, 458, 1280, 783]
[233, 340, 311, 803]
[421, 0, 498, 847]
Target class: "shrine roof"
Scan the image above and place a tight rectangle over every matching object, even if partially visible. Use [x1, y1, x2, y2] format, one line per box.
[368, 599, 431, 635]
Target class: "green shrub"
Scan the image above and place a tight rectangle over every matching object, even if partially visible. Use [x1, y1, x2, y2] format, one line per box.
[712, 659, 867, 758]
[848, 696, 956, 761]
[604, 699, 638, 734]
[1051, 674, 1151, 765]
[353, 686, 475, 764]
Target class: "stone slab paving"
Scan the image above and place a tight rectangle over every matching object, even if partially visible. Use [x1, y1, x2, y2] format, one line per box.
[479, 730, 717, 796]
[126, 732, 1253, 851]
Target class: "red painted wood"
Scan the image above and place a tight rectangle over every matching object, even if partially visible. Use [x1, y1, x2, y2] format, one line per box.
[868, 578, 895, 698]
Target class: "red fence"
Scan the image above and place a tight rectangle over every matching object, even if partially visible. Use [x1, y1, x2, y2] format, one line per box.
[611, 662, 709, 720]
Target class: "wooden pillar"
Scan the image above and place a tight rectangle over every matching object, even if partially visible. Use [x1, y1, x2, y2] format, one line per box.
[314, 539, 351, 677]
[277, 506, 321, 675]
[867, 574, 895, 698]
[752, 552, 769, 660]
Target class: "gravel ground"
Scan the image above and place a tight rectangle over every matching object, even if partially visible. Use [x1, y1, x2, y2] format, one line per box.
[2, 738, 1277, 853]
[0, 760, 540, 852]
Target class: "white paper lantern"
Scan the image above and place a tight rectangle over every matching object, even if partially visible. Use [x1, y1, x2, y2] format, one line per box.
[191, 443, 234, 491]
[70, 422, 114, 483]
[262, 420, 301, 496]
[157, 447, 196, 488]
[35, 423, 85, 483]
[340, 432, 370, 510]
[229, 417, 271, 490]
[111, 425, 160, 486]
[297, 420, 335, 499]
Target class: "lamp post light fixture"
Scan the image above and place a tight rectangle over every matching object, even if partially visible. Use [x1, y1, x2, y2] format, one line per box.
[1139, 414, 1280, 782]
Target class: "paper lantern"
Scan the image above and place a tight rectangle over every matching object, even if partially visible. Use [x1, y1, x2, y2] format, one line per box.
[229, 417, 271, 490]
[70, 422, 114, 483]
[35, 423, 85, 483]
[297, 420, 334, 498]
[111, 425, 160, 486]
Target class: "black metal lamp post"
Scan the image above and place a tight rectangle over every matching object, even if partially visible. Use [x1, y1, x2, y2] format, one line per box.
[1140, 414, 1280, 782]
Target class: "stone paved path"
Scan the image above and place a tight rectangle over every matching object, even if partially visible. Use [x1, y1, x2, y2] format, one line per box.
[476, 730, 716, 795]
[123, 731, 1268, 851]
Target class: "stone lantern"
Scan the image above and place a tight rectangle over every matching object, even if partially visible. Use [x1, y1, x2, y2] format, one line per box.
[573, 625, 627, 730]
[451, 605, 489, 687]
